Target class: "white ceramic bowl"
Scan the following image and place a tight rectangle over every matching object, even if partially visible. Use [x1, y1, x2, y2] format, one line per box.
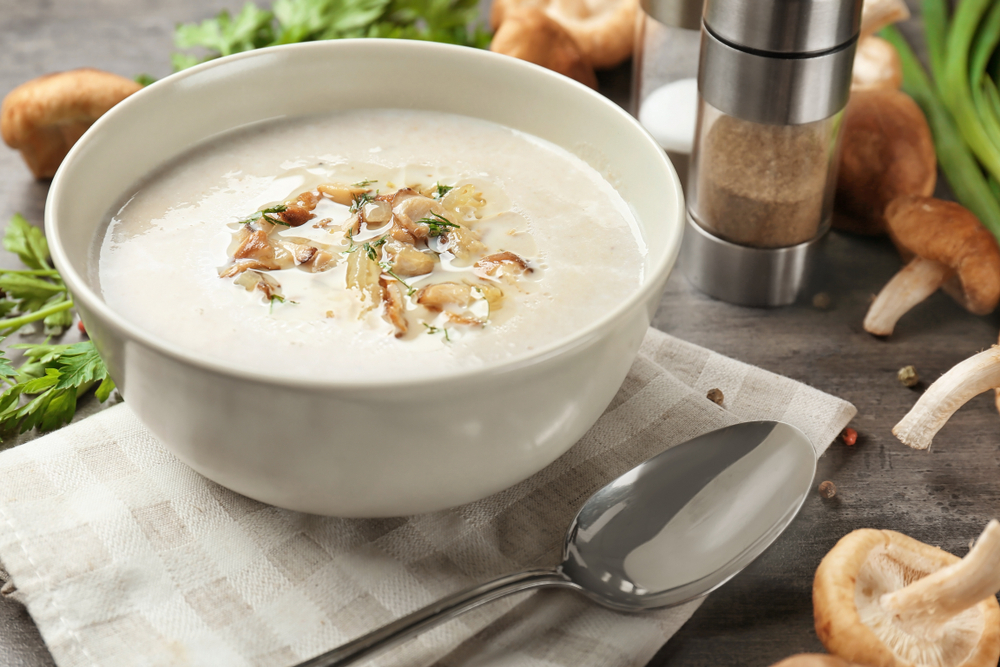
[46, 40, 684, 517]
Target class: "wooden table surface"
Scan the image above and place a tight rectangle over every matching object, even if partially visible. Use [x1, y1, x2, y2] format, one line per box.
[2, 2, 998, 666]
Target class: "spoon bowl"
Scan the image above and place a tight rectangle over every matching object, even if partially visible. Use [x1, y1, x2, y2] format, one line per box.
[299, 420, 817, 666]
[563, 421, 817, 610]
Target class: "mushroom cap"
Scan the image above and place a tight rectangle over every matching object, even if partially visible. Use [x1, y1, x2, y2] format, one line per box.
[1, 68, 142, 178]
[852, 35, 903, 92]
[833, 89, 936, 235]
[814, 529, 1000, 667]
[490, 7, 599, 88]
[490, 0, 636, 69]
[769, 655, 865, 667]
[885, 196, 1000, 315]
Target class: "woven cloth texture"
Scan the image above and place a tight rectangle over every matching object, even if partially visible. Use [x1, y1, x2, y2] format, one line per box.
[0, 328, 856, 667]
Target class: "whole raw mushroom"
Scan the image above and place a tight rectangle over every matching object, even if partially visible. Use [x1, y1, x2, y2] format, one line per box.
[814, 521, 1000, 667]
[1, 68, 142, 179]
[768, 655, 865, 667]
[490, 0, 637, 69]
[851, 36, 903, 91]
[833, 89, 936, 236]
[864, 196, 1000, 336]
[490, 7, 598, 88]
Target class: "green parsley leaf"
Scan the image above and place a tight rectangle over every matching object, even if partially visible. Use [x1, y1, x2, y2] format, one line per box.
[174, 2, 276, 70]
[135, 73, 157, 86]
[4, 214, 50, 271]
[51, 342, 109, 393]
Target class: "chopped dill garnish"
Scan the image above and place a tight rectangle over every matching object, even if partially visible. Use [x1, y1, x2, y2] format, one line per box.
[380, 262, 416, 296]
[350, 191, 375, 213]
[353, 179, 377, 187]
[238, 204, 289, 226]
[433, 183, 453, 199]
[419, 211, 459, 237]
[422, 322, 451, 341]
[363, 237, 387, 261]
[268, 294, 298, 313]
[342, 228, 358, 254]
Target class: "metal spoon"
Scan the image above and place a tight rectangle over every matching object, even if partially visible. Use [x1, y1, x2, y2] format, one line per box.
[299, 420, 816, 666]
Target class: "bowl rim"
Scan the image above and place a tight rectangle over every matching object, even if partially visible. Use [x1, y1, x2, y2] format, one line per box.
[46, 38, 685, 391]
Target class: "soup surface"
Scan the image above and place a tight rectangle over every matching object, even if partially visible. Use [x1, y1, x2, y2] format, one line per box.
[98, 110, 646, 380]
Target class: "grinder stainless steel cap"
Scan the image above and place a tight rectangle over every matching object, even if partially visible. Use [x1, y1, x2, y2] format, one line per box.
[681, 0, 861, 307]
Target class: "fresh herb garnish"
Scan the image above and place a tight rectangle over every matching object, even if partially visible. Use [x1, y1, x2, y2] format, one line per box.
[363, 236, 387, 261]
[350, 191, 375, 213]
[422, 322, 450, 341]
[380, 262, 415, 295]
[238, 204, 290, 226]
[353, 179, 377, 187]
[170, 0, 490, 72]
[419, 211, 459, 237]
[433, 183, 453, 199]
[0, 216, 72, 337]
[0, 339, 116, 440]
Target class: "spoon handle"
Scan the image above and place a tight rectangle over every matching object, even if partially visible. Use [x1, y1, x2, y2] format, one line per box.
[296, 568, 574, 666]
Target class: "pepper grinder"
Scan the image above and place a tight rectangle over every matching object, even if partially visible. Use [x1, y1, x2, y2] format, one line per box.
[681, 0, 861, 306]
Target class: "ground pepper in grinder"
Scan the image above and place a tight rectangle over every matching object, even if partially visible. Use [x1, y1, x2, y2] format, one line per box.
[681, 0, 861, 306]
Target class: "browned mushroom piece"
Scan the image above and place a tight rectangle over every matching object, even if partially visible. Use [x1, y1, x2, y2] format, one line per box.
[833, 89, 936, 236]
[1, 68, 142, 178]
[491, 0, 636, 70]
[893, 346, 1000, 450]
[768, 655, 864, 667]
[863, 197, 1000, 336]
[851, 36, 903, 91]
[380, 277, 408, 338]
[490, 8, 598, 89]
[814, 521, 1000, 667]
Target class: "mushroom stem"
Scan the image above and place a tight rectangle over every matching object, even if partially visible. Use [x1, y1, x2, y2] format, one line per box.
[881, 520, 1000, 623]
[864, 256, 952, 336]
[893, 346, 1000, 449]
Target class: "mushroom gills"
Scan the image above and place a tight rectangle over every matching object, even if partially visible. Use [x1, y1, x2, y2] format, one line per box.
[856, 546, 985, 666]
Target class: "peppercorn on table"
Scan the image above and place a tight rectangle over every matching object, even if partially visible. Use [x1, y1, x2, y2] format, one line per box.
[2, 1, 999, 666]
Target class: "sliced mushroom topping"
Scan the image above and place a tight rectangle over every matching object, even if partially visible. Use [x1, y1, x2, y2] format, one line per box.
[439, 224, 486, 263]
[234, 229, 276, 262]
[233, 270, 282, 300]
[276, 204, 313, 227]
[218, 258, 280, 278]
[441, 183, 488, 221]
[281, 242, 336, 272]
[380, 277, 408, 338]
[388, 243, 437, 277]
[318, 183, 370, 206]
[474, 251, 531, 278]
[345, 248, 382, 312]
[392, 192, 444, 241]
[416, 282, 473, 311]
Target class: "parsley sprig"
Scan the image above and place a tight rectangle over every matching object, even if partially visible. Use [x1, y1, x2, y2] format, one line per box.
[0, 215, 73, 337]
[171, 0, 490, 73]
[0, 215, 118, 441]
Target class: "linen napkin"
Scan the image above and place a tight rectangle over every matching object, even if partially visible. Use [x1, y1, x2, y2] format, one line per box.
[0, 328, 856, 667]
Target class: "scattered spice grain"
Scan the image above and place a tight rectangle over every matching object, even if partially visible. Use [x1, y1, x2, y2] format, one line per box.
[819, 480, 837, 499]
[897, 365, 919, 387]
[841, 427, 858, 446]
[812, 292, 832, 310]
[706, 388, 724, 405]
[77, 320, 86, 335]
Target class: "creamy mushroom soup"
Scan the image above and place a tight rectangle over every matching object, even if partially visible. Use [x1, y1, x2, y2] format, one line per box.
[97, 110, 646, 380]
